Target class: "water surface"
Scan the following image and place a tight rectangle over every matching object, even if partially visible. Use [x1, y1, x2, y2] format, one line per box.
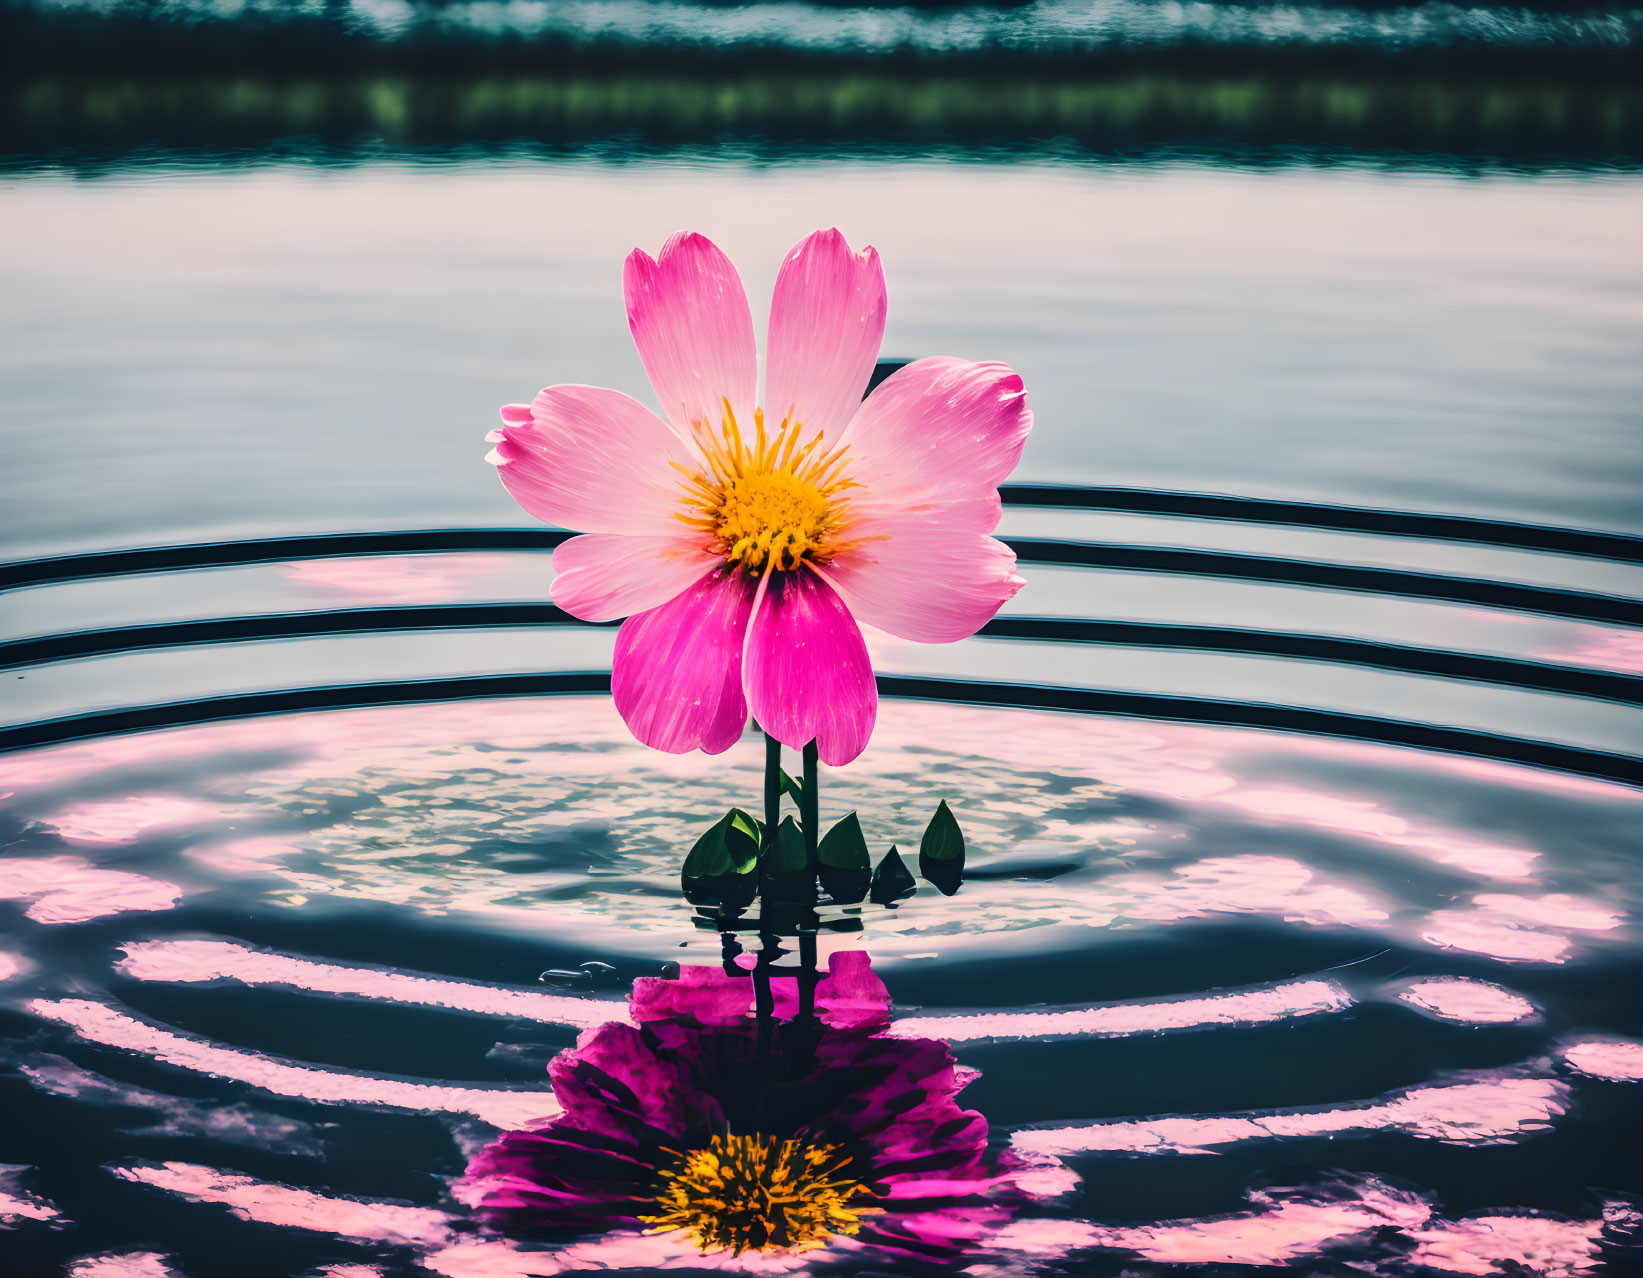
[3, 32, 1642, 1277]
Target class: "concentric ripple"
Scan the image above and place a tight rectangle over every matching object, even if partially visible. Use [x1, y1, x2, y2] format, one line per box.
[3, 473, 1641, 1274]
[1, 688, 1640, 1274]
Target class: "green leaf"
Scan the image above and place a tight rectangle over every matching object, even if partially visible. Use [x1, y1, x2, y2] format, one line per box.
[681, 809, 759, 908]
[724, 808, 761, 872]
[778, 769, 804, 801]
[918, 800, 966, 896]
[766, 815, 809, 875]
[869, 844, 917, 906]
[682, 811, 736, 880]
[817, 812, 871, 904]
[762, 814, 815, 904]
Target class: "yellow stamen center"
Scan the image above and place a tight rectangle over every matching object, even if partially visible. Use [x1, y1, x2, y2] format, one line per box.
[675, 402, 854, 574]
[641, 1132, 876, 1255]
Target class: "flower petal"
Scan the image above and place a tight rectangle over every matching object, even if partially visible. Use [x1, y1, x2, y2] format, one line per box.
[858, 1205, 1013, 1262]
[630, 964, 755, 1029]
[490, 385, 687, 536]
[764, 229, 887, 441]
[460, 1127, 658, 1228]
[625, 232, 757, 435]
[549, 1022, 713, 1146]
[840, 357, 1031, 515]
[814, 951, 892, 1032]
[743, 567, 876, 766]
[551, 533, 718, 624]
[767, 951, 891, 1033]
[611, 566, 755, 755]
[819, 515, 1023, 644]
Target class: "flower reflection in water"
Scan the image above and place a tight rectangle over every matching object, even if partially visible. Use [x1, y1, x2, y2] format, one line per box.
[5, 700, 1641, 1273]
[460, 951, 1020, 1266]
[68, 945, 1642, 1276]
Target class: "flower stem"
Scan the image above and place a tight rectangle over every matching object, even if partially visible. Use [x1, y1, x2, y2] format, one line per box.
[802, 739, 819, 863]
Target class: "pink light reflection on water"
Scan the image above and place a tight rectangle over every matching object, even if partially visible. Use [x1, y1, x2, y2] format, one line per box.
[1421, 911, 1572, 963]
[0, 700, 629, 791]
[282, 555, 514, 605]
[0, 1164, 65, 1227]
[183, 835, 306, 876]
[0, 951, 26, 982]
[112, 1162, 450, 1246]
[1090, 854, 1390, 930]
[3, 696, 1638, 963]
[116, 939, 629, 1030]
[47, 795, 224, 846]
[116, 938, 1350, 1045]
[0, 699, 1229, 805]
[1473, 893, 1623, 931]
[892, 977, 1351, 1042]
[1394, 977, 1537, 1025]
[1562, 1037, 1643, 1082]
[1405, 1214, 1607, 1277]
[1014, 1190, 1430, 1266]
[1084, 1195, 1419, 1261]
[1421, 892, 1622, 964]
[865, 704, 1238, 803]
[1220, 787, 1406, 837]
[1543, 626, 1643, 676]
[31, 999, 559, 1129]
[1006, 1152, 1085, 1199]
[0, 857, 181, 925]
[108, 1162, 809, 1276]
[17, 1050, 325, 1156]
[97, 1156, 1635, 1278]
[64, 1252, 186, 1278]
[1012, 1072, 1568, 1157]
[1219, 787, 1541, 880]
[2, 694, 1635, 815]
[982, 1178, 1623, 1275]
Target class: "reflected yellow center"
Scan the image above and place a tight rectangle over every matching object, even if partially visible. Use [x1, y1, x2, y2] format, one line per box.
[641, 1132, 875, 1255]
[675, 403, 855, 574]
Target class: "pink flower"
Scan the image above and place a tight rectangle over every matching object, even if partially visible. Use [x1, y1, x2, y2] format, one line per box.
[487, 230, 1031, 766]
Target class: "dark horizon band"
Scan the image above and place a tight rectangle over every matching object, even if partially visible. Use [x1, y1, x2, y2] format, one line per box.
[1, 606, 1638, 709]
[4, 527, 1638, 626]
[2, 673, 1637, 787]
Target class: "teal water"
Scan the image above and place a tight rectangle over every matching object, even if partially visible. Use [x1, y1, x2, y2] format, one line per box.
[2, 19, 1642, 1275]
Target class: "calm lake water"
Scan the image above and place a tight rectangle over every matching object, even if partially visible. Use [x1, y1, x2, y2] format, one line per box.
[3, 7, 1643, 1272]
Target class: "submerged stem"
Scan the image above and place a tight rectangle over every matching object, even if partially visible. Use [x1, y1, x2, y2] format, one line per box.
[798, 738, 820, 1020]
[758, 730, 782, 1056]
[763, 730, 781, 851]
[754, 940, 774, 1062]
